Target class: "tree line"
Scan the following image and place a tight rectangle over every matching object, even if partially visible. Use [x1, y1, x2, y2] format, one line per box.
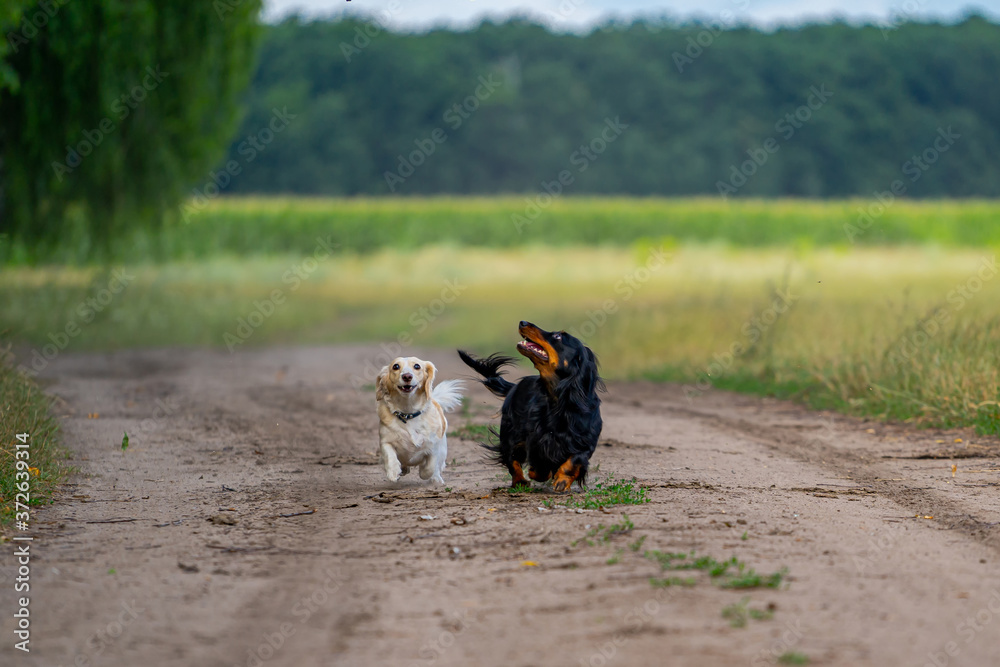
[220, 14, 1000, 198]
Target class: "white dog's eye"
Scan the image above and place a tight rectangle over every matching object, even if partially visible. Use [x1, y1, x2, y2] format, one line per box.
[392, 363, 400, 370]
[414, 363, 421, 370]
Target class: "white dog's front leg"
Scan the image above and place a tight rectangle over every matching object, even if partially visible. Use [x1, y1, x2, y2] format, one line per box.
[418, 457, 444, 484]
[380, 443, 403, 482]
[419, 436, 447, 484]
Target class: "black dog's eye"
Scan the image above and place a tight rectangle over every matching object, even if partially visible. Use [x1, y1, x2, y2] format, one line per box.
[392, 363, 400, 370]
[413, 364, 421, 370]
[552, 332, 562, 340]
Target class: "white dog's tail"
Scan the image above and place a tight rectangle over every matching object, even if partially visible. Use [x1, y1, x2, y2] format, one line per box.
[433, 379, 464, 413]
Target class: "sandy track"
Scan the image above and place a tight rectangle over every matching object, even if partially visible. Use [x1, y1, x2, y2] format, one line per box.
[2, 345, 1000, 667]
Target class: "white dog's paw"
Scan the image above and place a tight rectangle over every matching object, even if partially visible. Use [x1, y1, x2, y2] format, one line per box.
[430, 473, 445, 485]
[385, 460, 402, 482]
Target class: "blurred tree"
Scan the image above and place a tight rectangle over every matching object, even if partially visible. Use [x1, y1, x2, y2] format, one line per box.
[0, 0, 262, 259]
[0, 1, 31, 92]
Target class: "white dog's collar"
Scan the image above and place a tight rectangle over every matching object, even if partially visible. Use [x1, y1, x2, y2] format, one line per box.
[393, 410, 422, 423]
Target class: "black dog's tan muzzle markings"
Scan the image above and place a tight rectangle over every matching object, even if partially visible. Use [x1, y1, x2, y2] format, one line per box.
[517, 320, 561, 388]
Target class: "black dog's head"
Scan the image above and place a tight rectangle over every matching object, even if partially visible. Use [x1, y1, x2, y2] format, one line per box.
[516, 321, 604, 399]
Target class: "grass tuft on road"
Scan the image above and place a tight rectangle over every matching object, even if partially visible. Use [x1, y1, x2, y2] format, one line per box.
[545, 475, 650, 509]
[645, 550, 787, 590]
[722, 597, 774, 628]
[0, 346, 67, 527]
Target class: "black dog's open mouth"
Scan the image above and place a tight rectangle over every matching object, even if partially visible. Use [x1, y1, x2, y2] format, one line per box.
[398, 384, 416, 393]
[517, 340, 549, 362]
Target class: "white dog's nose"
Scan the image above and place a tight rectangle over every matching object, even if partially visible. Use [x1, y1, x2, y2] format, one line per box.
[401, 373, 413, 382]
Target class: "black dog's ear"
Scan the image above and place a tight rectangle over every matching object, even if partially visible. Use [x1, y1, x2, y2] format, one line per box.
[562, 347, 604, 404]
[581, 348, 606, 394]
[588, 348, 607, 393]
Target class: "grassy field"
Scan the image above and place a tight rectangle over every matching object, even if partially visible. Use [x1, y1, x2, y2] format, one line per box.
[3, 231, 1000, 433]
[0, 348, 66, 526]
[6, 197, 1000, 263]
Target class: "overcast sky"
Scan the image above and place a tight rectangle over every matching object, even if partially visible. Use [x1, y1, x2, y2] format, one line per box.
[263, 0, 1000, 30]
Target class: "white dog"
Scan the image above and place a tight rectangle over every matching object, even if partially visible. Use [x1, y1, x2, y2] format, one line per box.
[376, 357, 463, 484]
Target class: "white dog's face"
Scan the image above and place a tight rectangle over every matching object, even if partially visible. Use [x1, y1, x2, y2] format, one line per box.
[377, 357, 435, 401]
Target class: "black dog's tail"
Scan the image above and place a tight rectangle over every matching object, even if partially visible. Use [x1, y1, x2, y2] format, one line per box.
[482, 425, 504, 465]
[457, 350, 517, 398]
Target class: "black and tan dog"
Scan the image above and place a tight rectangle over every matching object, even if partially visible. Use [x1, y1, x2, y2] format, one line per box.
[459, 321, 604, 491]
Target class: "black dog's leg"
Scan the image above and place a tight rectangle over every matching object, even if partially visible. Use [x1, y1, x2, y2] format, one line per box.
[508, 442, 530, 487]
[551, 458, 584, 493]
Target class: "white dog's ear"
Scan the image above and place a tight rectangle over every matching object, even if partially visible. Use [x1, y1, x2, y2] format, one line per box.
[375, 366, 390, 401]
[421, 361, 436, 400]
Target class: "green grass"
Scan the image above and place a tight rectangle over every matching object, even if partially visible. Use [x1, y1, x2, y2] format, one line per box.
[647, 552, 745, 579]
[0, 346, 67, 527]
[721, 567, 787, 590]
[650, 576, 698, 588]
[8, 196, 1000, 264]
[778, 652, 811, 665]
[675, 555, 740, 577]
[722, 597, 774, 628]
[448, 423, 493, 441]
[645, 550, 787, 590]
[494, 485, 547, 496]
[573, 514, 634, 546]
[544, 475, 650, 509]
[655, 313, 1000, 436]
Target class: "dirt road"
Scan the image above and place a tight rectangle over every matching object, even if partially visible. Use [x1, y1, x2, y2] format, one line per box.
[2, 345, 1000, 667]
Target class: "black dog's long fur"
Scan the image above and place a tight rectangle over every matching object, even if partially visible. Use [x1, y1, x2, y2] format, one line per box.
[458, 323, 604, 490]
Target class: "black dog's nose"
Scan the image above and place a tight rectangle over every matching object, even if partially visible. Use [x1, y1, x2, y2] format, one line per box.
[519, 320, 529, 328]
[401, 373, 413, 382]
